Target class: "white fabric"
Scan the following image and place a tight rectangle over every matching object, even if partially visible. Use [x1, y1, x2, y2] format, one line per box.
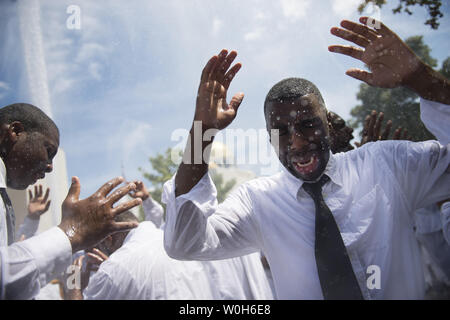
[0, 157, 72, 299]
[83, 221, 215, 300]
[16, 216, 40, 241]
[0, 226, 72, 299]
[202, 252, 274, 300]
[442, 201, 450, 246]
[162, 98, 450, 300]
[144, 194, 274, 299]
[142, 197, 164, 228]
[420, 97, 450, 145]
[414, 205, 450, 283]
[0, 159, 7, 247]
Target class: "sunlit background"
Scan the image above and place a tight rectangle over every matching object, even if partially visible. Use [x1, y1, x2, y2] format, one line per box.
[0, 0, 449, 200]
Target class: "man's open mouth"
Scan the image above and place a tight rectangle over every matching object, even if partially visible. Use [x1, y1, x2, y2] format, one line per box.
[291, 154, 320, 176]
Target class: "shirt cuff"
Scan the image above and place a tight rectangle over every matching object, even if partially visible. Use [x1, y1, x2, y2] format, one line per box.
[420, 98, 450, 145]
[21, 226, 72, 283]
[161, 172, 218, 253]
[162, 172, 218, 215]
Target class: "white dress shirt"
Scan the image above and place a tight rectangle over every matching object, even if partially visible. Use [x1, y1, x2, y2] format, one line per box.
[162, 98, 450, 300]
[442, 202, 450, 245]
[143, 197, 274, 299]
[83, 221, 215, 300]
[0, 159, 8, 247]
[414, 205, 450, 284]
[0, 158, 72, 300]
[16, 216, 40, 241]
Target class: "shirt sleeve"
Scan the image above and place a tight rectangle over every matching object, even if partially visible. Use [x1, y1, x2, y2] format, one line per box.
[16, 216, 40, 241]
[83, 261, 134, 300]
[142, 197, 164, 228]
[379, 139, 450, 212]
[441, 201, 450, 246]
[0, 226, 72, 300]
[162, 172, 262, 261]
[420, 98, 450, 145]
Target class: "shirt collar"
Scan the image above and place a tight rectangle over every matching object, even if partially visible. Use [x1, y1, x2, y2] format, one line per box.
[0, 157, 6, 189]
[281, 151, 343, 198]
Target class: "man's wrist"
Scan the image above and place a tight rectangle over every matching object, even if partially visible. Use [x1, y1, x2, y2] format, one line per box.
[404, 63, 450, 104]
[27, 212, 41, 221]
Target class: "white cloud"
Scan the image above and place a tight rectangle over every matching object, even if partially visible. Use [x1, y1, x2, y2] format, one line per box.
[244, 28, 264, 41]
[331, 0, 361, 17]
[280, 0, 311, 21]
[0, 81, 10, 98]
[212, 17, 222, 36]
[88, 62, 102, 81]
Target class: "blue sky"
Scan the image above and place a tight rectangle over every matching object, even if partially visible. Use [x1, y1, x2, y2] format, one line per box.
[0, 0, 449, 198]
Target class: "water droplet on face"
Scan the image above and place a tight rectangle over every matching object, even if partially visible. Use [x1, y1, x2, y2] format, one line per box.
[314, 130, 322, 135]
[301, 99, 308, 106]
[308, 136, 314, 142]
[289, 111, 296, 118]
[276, 116, 280, 120]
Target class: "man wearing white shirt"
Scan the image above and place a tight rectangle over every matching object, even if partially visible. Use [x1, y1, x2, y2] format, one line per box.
[0, 103, 142, 299]
[162, 17, 450, 299]
[71, 182, 273, 300]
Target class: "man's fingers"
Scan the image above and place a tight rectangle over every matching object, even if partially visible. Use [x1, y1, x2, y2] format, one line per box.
[28, 189, 33, 202]
[367, 110, 377, 140]
[107, 182, 137, 205]
[345, 68, 374, 85]
[217, 51, 237, 82]
[66, 176, 81, 202]
[96, 176, 125, 197]
[210, 49, 228, 80]
[110, 221, 139, 233]
[92, 248, 109, 261]
[340, 19, 379, 41]
[111, 198, 142, 217]
[330, 27, 370, 48]
[359, 16, 392, 37]
[328, 45, 364, 61]
[393, 127, 402, 140]
[374, 112, 384, 140]
[228, 92, 245, 113]
[381, 120, 392, 140]
[38, 185, 43, 197]
[87, 252, 105, 266]
[43, 200, 51, 214]
[200, 55, 219, 83]
[42, 188, 50, 203]
[222, 63, 242, 90]
[402, 129, 409, 140]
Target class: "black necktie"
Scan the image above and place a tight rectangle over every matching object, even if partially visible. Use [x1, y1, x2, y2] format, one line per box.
[303, 175, 363, 300]
[0, 188, 15, 245]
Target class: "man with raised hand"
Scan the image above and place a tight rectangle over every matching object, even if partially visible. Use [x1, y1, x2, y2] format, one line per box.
[0, 103, 141, 299]
[162, 18, 449, 299]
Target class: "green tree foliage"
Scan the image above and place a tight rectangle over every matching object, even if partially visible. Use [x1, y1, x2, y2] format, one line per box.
[349, 36, 449, 142]
[140, 148, 236, 210]
[358, 0, 444, 29]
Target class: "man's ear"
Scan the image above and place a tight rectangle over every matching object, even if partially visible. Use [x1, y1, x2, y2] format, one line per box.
[6, 121, 25, 143]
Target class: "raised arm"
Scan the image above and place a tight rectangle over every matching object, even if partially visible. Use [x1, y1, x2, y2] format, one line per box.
[16, 185, 51, 241]
[329, 17, 450, 105]
[175, 49, 244, 197]
[0, 176, 141, 300]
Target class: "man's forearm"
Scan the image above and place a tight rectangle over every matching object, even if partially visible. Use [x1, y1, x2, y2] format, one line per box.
[175, 123, 216, 197]
[405, 63, 450, 105]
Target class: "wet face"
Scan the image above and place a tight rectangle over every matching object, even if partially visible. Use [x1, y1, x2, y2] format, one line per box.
[266, 94, 331, 182]
[4, 126, 59, 189]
